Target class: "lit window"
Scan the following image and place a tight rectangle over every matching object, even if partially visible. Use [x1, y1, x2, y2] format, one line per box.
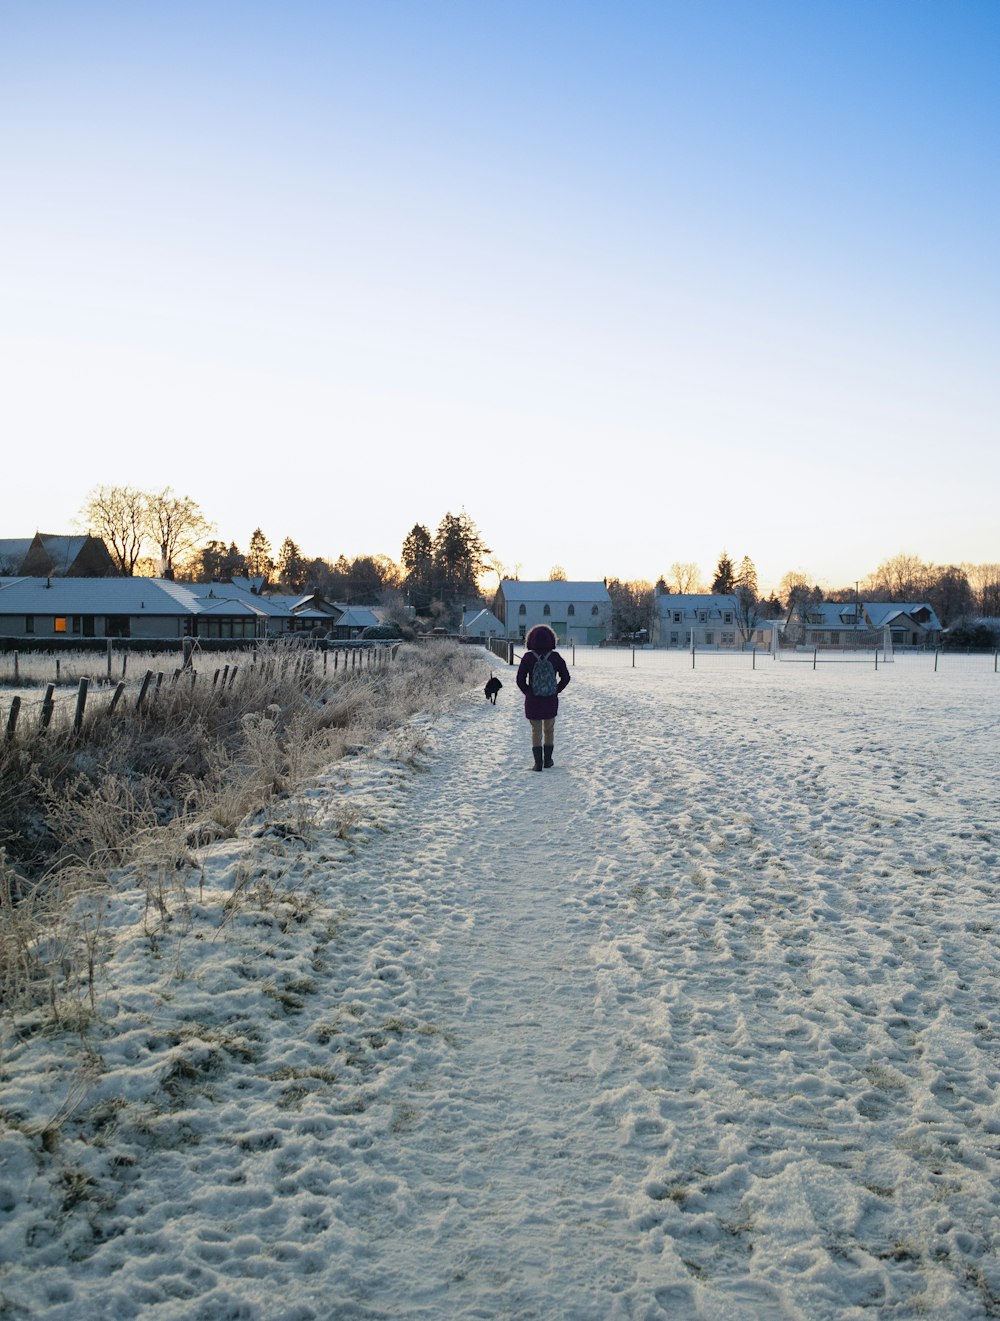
[54, 617, 67, 633]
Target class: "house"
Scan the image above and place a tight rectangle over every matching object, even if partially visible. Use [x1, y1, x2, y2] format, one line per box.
[462, 607, 505, 639]
[782, 601, 869, 648]
[0, 578, 299, 642]
[784, 601, 943, 649]
[0, 533, 117, 577]
[492, 581, 612, 645]
[652, 592, 744, 648]
[328, 607, 380, 639]
[861, 603, 942, 649]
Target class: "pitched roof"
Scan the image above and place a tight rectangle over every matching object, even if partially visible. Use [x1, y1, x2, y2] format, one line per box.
[500, 580, 611, 603]
[864, 602, 942, 631]
[655, 593, 738, 614]
[0, 577, 296, 619]
[0, 539, 33, 569]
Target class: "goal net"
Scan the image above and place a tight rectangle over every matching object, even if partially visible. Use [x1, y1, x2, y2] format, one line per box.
[881, 625, 894, 663]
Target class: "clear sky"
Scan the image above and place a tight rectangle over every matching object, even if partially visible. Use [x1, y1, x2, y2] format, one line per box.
[1, 1, 997, 593]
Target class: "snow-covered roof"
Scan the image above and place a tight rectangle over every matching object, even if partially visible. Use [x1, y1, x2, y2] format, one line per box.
[464, 608, 503, 632]
[796, 602, 867, 629]
[0, 539, 33, 568]
[0, 577, 296, 619]
[655, 593, 738, 614]
[335, 607, 379, 628]
[864, 602, 942, 631]
[500, 580, 611, 603]
[33, 534, 92, 574]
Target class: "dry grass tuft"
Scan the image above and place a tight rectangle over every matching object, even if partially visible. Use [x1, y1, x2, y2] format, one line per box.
[0, 641, 483, 1017]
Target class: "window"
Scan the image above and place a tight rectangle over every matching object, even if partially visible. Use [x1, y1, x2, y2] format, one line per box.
[591, 605, 599, 616]
[673, 611, 682, 623]
[567, 604, 575, 616]
[543, 604, 551, 616]
[518, 604, 526, 616]
[698, 611, 708, 623]
[25, 614, 34, 634]
[54, 617, 67, 633]
[722, 632, 735, 647]
[830, 631, 840, 644]
[72, 616, 81, 634]
[670, 631, 679, 646]
[723, 611, 733, 624]
[705, 630, 714, 645]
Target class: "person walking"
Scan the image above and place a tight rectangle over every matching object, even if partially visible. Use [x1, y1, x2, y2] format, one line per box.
[516, 624, 571, 771]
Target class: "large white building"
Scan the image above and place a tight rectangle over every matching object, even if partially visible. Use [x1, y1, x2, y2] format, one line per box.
[492, 580, 612, 645]
[652, 592, 741, 648]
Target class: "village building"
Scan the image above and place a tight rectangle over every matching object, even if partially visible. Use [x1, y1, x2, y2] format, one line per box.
[461, 606, 505, 639]
[492, 581, 612, 645]
[783, 601, 943, 649]
[0, 533, 117, 578]
[0, 578, 298, 642]
[651, 591, 750, 648]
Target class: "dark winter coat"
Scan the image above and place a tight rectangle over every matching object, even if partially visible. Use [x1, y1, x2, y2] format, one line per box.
[516, 627, 571, 720]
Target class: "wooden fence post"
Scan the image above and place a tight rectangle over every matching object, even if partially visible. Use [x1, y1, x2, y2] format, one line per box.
[73, 677, 89, 733]
[107, 682, 126, 715]
[13, 652, 18, 683]
[40, 684, 55, 732]
[6, 696, 20, 739]
[136, 670, 154, 709]
[229, 666, 238, 688]
[107, 639, 113, 680]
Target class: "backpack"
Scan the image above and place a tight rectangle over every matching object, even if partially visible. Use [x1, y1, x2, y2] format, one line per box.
[530, 651, 558, 698]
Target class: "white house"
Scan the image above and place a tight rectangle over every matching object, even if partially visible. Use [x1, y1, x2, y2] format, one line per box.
[492, 581, 612, 645]
[652, 591, 743, 648]
[784, 601, 943, 649]
[462, 607, 505, 638]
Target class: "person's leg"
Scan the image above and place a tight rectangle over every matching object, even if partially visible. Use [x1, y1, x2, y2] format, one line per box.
[530, 719, 544, 771]
[542, 717, 556, 767]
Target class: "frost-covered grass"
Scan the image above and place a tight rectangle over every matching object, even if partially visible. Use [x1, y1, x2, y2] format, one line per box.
[0, 641, 481, 1022]
[2, 650, 999, 1319]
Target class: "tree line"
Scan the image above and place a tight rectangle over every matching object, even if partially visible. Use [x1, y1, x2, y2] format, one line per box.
[77, 486, 997, 637]
[78, 488, 493, 626]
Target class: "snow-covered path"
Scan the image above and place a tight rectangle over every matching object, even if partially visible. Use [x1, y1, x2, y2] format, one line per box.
[2, 651, 1000, 1319]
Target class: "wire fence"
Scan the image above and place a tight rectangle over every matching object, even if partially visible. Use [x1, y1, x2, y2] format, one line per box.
[560, 644, 1000, 674]
[0, 641, 399, 741]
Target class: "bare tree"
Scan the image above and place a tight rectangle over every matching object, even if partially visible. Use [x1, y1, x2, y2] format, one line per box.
[778, 570, 812, 609]
[868, 552, 929, 600]
[668, 562, 702, 593]
[548, 565, 568, 581]
[79, 485, 147, 576]
[606, 578, 655, 639]
[146, 488, 213, 576]
[966, 563, 1000, 617]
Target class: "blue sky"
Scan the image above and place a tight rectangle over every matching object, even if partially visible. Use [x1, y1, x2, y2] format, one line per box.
[1, 1, 997, 591]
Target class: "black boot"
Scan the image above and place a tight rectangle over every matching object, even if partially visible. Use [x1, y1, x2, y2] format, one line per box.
[543, 744, 554, 768]
[532, 747, 544, 772]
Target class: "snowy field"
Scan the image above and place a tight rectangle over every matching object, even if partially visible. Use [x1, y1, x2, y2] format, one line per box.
[1, 649, 999, 1319]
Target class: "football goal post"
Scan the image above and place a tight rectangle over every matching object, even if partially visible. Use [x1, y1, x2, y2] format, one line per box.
[881, 625, 894, 663]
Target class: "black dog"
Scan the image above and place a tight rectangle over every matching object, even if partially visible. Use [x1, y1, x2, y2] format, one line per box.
[484, 674, 502, 704]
